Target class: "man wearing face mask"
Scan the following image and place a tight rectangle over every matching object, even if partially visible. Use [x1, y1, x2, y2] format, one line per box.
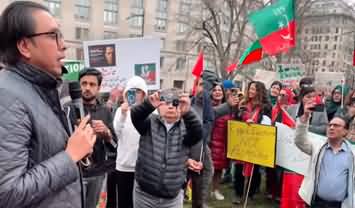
[131, 88, 202, 208]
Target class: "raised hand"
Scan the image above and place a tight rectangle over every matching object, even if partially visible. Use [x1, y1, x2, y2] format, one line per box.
[66, 115, 96, 162]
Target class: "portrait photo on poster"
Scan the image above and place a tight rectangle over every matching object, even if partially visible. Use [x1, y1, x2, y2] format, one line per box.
[134, 63, 156, 85]
[88, 44, 116, 67]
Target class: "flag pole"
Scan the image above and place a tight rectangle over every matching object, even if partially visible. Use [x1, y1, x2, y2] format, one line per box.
[243, 164, 255, 208]
[341, 78, 345, 109]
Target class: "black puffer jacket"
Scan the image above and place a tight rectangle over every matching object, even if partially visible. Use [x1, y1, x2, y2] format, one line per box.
[131, 98, 202, 198]
[0, 63, 82, 208]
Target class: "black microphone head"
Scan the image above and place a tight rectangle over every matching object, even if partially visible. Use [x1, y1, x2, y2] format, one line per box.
[68, 81, 82, 100]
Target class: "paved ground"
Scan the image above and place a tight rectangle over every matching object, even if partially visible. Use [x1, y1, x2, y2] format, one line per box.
[183, 184, 279, 208]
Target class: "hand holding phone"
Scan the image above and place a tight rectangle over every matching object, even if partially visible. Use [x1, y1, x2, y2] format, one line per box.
[127, 89, 136, 106]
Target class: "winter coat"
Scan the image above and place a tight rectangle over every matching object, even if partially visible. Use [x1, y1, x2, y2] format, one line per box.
[131, 98, 202, 198]
[0, 63, 82, 208]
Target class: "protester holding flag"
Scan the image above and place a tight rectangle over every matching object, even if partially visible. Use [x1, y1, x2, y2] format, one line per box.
[237, 81, 272, 201]
[187, 77, 215, 208]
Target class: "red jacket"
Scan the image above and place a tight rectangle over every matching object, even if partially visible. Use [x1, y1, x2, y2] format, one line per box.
[210, 113, 233, 170]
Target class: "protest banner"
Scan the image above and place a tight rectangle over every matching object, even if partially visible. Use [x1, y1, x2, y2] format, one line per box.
[314, 72, 344, 89]
[275, 122, 326, 175]
[227, 120, 277, 168]
[253, 69, 277, 88]
[276, 64, 305, 86]
[83, 37, 160, 92]
[62, 60, 84, 81]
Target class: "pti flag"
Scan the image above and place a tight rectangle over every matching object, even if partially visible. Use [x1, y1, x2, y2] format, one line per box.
[248, 0, 296, 56]
[239, 40, 263, 65]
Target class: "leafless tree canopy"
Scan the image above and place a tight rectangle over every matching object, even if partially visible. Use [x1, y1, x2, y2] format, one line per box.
[185, 0, 319, 80]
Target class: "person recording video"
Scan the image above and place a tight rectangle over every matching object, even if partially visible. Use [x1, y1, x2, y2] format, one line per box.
[130, 88, 202, 208]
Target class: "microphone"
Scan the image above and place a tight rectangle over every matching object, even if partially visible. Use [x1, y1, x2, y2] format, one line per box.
[69, 81, 85, 120]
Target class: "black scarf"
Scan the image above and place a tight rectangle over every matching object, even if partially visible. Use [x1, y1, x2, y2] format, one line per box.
[9, 62, 70, 135]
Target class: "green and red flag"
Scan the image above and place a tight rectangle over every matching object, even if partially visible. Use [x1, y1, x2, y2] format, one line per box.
[248, 0, 296, 56]
[239, 40, 263, 65]
[225, 63, 237, 73]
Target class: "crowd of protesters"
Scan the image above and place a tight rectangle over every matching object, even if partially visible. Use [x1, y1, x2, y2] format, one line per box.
[1, 1, 355, 208]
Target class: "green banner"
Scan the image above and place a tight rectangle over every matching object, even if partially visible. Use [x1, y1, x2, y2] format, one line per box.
[62, 60, 84, 81]
[277, 64, 304, 82]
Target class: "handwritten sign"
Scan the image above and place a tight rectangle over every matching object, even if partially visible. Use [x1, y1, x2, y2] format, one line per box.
[227, 121, 277, 168]
[276, 64, 305, 86]
[275, 122, 328, 175]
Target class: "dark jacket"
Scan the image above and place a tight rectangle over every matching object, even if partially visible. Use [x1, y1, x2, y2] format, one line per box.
[82, 102, 117, 177]
[0, 63, 81, 208]
[131, 98, 202, 198]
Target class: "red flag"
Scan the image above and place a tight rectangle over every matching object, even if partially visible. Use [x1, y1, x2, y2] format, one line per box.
[226, 63, 237, 73]
[282, 110, 296, 128]
[272, 105, 295, 128]
[192, 52, 203, 77]
[191, 78, 199, 96]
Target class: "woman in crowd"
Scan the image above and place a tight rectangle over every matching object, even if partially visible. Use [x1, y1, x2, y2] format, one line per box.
[209, 83, 228, 200]
[287, 84, 328, 135]
[325, 84, 350, 121]
[235, 81, 272, 202]
[343, 90, 355, 143]
[269, 81, 283, 106]
[265, 87, 296, 202]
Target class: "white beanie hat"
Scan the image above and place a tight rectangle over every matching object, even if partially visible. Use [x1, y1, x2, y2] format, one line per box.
[124, 76, 148, 96]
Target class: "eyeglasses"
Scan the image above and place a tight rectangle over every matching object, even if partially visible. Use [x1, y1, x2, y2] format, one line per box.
[327, 123, 345, 128]
[26, 30, 64, 47]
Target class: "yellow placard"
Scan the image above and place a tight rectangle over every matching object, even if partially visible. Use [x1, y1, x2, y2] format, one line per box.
[227, 120, 277, 168]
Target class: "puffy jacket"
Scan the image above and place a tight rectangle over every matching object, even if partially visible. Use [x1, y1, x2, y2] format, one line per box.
[210, 102, 235, 170]
[131, 98, 202, 198]
[0, 63, 82, 208]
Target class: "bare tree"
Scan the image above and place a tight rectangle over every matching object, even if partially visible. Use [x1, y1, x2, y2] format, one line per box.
[183, 0, 320, 80]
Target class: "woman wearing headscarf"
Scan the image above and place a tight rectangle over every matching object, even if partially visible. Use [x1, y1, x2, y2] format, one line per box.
[325, 84, 350, 121]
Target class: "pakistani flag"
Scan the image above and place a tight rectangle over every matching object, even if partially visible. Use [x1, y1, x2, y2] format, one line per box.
[248, 0, 296, 56]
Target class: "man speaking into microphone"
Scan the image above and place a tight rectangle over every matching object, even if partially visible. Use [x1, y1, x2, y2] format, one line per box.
[0, 2, 96, 208]
[77, 68, 117, 208]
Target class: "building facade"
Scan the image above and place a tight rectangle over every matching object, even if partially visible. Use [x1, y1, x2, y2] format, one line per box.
[0, 0, 211, 90]
[280, 0, 355, 87]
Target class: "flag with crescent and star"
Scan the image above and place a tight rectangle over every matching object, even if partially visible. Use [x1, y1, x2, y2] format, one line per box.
[248, 0, 296, 56]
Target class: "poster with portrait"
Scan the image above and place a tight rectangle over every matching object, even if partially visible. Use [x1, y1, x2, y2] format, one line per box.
[134, 63, 156, 85]
[83, 37, 160, 92]
[88, 44, 116, 67]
